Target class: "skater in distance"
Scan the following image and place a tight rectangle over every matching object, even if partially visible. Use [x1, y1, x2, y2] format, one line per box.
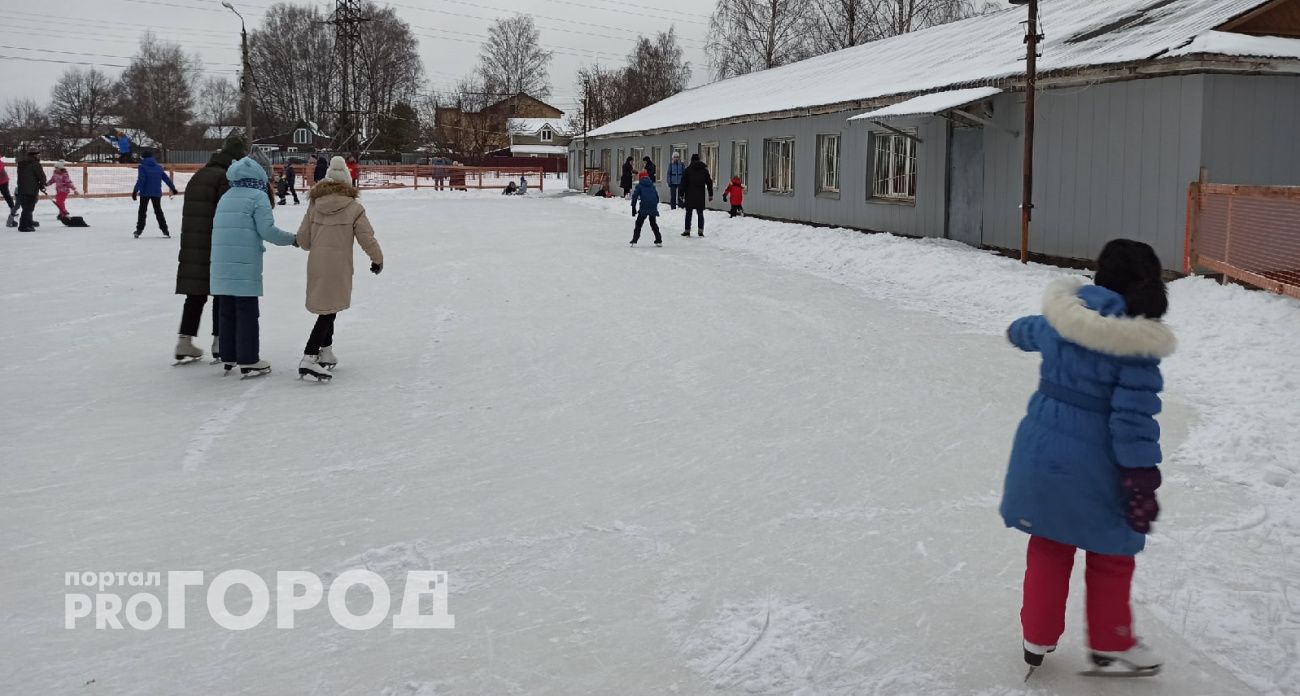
[132, 151, 178, 238]
[1001, 239, 1175, 679]
[629, 171, 662, 247]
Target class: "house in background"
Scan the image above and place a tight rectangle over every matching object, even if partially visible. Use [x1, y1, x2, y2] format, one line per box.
[435, 93, 568, 157]
[502, 117, 572, 158]
[573, 0, 1300, 271]
[65, 127, 162, 162]
[252, 121, 332, 159]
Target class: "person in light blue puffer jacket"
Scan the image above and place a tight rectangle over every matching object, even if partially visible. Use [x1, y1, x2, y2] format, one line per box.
[1001, 239, 1177, 676]
[210, 156, 296, 377]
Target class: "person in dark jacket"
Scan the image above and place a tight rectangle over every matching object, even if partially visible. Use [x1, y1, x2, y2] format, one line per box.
[1003, 240, 1175, 676]
[642, 156, 657, 183]
[172, 135, 247, 363]
[133, 151, 178, 238]
[313, 154, 329, 186]
[619, 157, 634, 197]
[629, 171, 661, 247]
[14, 149, 47, 232]
[666, 153, 685, 209]
[679, 153, 713, 237]
[278, 160, 300, 205]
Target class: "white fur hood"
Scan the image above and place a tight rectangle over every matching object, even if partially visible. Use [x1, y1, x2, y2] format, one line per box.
[1041, 277, 1177, 359]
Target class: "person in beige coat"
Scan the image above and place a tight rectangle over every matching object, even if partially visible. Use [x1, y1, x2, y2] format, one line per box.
[294, 156, 383, 380]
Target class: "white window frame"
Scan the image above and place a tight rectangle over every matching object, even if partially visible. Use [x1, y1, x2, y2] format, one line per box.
[701, 142, 719, 180]
[539, 127, 553, 142]
[816, 133, 841, 196]
[871, 131, 918, 202]
[630, 146, 645, 163]
[671, 143, 689, 162]
[293, 128, 310, 145]
[731, 140, 748, 188]
[650, 146, 663, 169]
[763, 137, 795, 194]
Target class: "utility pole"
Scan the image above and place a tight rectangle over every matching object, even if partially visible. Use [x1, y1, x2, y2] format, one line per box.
[327, 0, 370, 156]
[1014, 0, 1042, 264]
[222, 2, 254, 147]
[582, 76, 590, 189]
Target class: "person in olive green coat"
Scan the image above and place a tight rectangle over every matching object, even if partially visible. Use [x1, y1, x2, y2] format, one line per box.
[173, 135, 246, 363]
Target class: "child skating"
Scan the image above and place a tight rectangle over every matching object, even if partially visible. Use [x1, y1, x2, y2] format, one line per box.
[629, 171, 661, 247]
[723, 176, 745, 217]
[1001, 239, 1176, 679]
[293, 156, 383, 381]
[209, 156, 297, 378]
[47, 161, 78, 222]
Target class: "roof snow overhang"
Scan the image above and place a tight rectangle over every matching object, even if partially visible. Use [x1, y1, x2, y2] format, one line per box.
[847, 87, 1005, 141]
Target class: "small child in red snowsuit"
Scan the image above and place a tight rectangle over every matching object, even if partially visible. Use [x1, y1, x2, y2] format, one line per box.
[48, 161, 78, 220]
[723, 176, 745, 217]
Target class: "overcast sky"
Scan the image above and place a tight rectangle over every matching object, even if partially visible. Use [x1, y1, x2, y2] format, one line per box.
[4, 0, 714, 115]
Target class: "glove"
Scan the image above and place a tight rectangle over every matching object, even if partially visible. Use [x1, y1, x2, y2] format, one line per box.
[292, 239, 299, 248]
[132, 192, 138, 201]
[632, 209, 638, 217]
[1121, 467, 1161, 534]
[370, 262, 383, 275]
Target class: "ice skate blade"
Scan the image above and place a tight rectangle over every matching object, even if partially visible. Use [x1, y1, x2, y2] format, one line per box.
[240, 368, 271, 380]
[298, 368, 332, 382]
[172, 356, 203, 366]
[1079, 665, 1160, 678]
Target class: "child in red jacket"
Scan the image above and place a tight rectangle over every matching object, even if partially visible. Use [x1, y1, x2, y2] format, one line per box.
[48, 161, 78, 220]
[723, 176, 745, 217]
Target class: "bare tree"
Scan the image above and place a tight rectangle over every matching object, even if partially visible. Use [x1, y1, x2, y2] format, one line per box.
[870, 0, 1000, 40]
[48, 67, 115, 138]
[249, 3, 336, 134]
[431, 77, 508, 156]
[621, 28, 692, 112]
[706, 0, 812, 80]
[0, 98, 59, 154]
[357, 4, 424, 136]
[477, 14, 554, 99]
[117, 32, 202, 151]
[197, 76, 240, 132]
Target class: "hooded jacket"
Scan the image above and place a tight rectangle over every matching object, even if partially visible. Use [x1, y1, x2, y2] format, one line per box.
[176, 138, 245, 296]
[642, 157, 657, 182]
[1000, 277, 1176, 556]
[314, 156, 329, 183]
[133, 155, 177, 198]
[48, 169, 76, 195]
[15, 153, 47, 196]
[620, 160, 634, 189]
[294, 179, 383, 314]
[723, 177, 744, 206]
[667, 158, 685, 186]
[209, 157, 296, 297]
[631, 177, 659, 217]
[680, 160, 713, 209]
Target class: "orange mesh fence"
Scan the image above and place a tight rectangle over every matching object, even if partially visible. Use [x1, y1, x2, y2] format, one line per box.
[583, 168, 609, 191]
[40, 162, 549, 198]
[1186, 183, 1300, 300]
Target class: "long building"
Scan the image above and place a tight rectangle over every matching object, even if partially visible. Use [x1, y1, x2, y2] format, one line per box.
[568, 0, 1300, 270]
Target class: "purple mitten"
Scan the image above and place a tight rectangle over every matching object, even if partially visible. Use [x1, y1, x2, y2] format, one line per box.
[1121, 467, 1162, 534]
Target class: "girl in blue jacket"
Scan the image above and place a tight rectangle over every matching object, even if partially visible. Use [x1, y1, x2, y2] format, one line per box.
[1002, 240, 1176, 677]
[210, 157, 297, 378]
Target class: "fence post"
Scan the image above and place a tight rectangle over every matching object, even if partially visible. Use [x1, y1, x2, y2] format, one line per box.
[538, 169, 544, 192]
[413, 165, 419, 190]
[82, 165, 89, 197]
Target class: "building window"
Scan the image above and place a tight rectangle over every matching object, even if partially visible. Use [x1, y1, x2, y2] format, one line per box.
[671, 143, 689, 162]
[651, 146, 663, 168]
[630, 146, 644, 163]
[731, 140, 748, 187]
[871, 131, 917, 201]
[701, 142, 719, 179]
[816, 133, 841, 195]
[540, 127, 553, 142]
[763, 137, 795, 194]
[293, 128, 310, 145]
[600, 148, 611, 174]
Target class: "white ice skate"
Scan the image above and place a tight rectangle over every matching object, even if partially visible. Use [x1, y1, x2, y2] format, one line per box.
[239, 360, 272, 379]
[317, 346, 338, 370]
[173, 335, 204, 365]
[298, 355, 332, 382]
[1082, 641, 1161, 677]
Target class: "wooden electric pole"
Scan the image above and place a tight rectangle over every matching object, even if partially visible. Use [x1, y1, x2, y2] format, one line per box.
[1019, 0, 1041, 264]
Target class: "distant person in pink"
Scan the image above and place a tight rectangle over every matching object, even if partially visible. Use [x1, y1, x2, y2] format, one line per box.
[47, 161, 78, 220]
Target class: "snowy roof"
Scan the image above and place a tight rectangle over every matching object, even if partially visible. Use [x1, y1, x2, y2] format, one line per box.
[1168, 30, 1300, 59]
[511, 144, 569, 156]
[589, 0, 1289, 137]
[508, 117, 570, 136]
[204, 125, 243, 141]
[848, 87, 1003, 121]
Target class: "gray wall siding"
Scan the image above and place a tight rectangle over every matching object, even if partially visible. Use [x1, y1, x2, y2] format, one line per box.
[983, 75, 1206, 268]
[1201, 74, 1300, 186]
[586, 112, 949, 238]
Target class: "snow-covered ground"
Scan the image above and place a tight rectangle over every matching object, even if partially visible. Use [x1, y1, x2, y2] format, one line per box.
[2, 190, 1296, 695]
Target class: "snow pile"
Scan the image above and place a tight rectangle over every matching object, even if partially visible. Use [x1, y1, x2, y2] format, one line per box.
[1169, 30, 1300, 59]
[567, 192, 1300, 694]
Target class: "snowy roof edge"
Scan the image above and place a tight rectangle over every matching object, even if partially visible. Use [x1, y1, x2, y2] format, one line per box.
[587, 0, 1288, 139]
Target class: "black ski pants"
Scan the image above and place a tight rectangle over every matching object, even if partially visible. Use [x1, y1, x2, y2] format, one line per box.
[136, 197, 168, 233]
[632, 214, 661, 244]
[217, 296, 260, 366]
[179, 295, 220, 338]
[304, 313, 336, 355]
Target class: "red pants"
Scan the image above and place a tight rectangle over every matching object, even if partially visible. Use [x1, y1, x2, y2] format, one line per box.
[55, 191, 70, 217]
[1021, 535, 1137, 652]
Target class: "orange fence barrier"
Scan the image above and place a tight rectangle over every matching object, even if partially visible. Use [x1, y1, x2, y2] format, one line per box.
[31, 162, 551, 199]
[583, 168, 609, 191]
[1186, 183, 1300, 300]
